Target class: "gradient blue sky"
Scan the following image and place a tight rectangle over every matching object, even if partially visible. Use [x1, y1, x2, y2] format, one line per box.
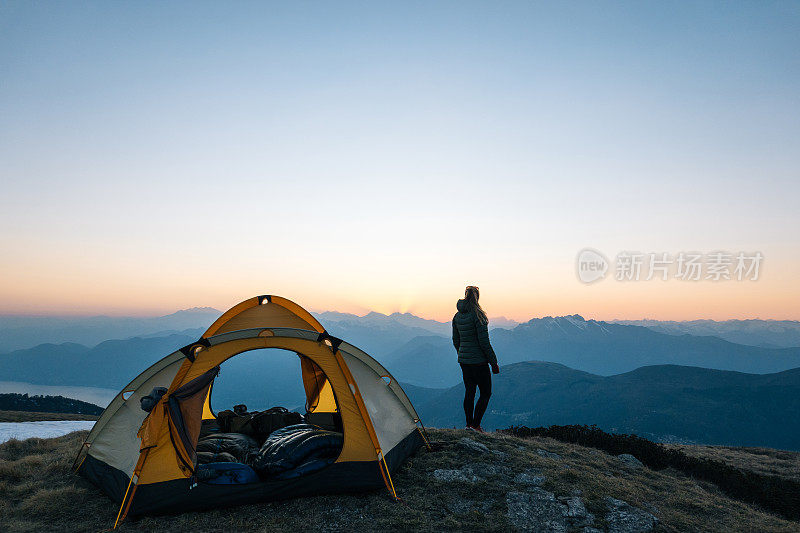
[1, 2, 798, 320]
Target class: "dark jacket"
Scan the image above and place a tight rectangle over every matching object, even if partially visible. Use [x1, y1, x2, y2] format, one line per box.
[452, 299, 497, 365]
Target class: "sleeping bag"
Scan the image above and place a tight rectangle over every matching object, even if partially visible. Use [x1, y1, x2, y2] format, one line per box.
[250, 424, 343, 477]
[195, 462, 260, 485]
[196, 450, 237, 464]
[196, 433, 259, 464]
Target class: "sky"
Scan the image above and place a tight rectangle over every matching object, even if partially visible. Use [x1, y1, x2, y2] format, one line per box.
[1, 2, 798, 321]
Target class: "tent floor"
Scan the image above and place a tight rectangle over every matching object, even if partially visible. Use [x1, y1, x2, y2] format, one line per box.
[78, 430, 424, 516]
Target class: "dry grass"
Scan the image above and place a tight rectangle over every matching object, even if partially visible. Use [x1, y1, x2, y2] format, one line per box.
[509, 434, 797, 532]
[667, 444, 800, 481]
[0, 429, 798, 532]
[0, 410, 99, 422]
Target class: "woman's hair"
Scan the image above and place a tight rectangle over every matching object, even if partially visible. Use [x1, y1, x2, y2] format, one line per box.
[464, 286, 488, 324]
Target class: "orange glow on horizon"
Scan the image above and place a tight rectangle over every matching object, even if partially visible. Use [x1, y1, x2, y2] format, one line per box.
[1, 276, 798, 323]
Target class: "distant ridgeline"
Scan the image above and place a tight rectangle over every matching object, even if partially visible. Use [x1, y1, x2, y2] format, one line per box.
[0, 393, 103, 415]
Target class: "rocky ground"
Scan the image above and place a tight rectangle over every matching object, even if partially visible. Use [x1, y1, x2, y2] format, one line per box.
[438, 438, 656, 532]
[1, 428, 797, 532]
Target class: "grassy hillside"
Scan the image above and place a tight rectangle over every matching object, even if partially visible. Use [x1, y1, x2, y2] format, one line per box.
[668, 444, 800, 481]
[1, 429, 798, 532]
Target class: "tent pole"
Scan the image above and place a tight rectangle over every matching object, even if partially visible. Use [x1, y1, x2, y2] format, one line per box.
[416, 420, 432, 450]
[379, 453, 399, 500]
[71, 442, 90, 473]
[113, 474, 135, 529]
[112, 447, 150, 529]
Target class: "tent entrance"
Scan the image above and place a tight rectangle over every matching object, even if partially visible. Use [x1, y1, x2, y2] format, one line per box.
[202, 347, 340, 419]
[194, 347, 344, 486]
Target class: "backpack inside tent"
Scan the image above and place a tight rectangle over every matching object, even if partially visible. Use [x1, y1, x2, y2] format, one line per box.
[73, 295, 429, 525]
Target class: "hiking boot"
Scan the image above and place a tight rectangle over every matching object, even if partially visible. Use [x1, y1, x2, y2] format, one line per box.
[465, 426, 476, 431]
[473, 426, 486, 433]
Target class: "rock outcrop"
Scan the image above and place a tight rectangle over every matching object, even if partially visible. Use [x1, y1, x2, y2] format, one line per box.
[506, 488, 595, 532]
[604, 497, 658, 532]
[616, 453, 644, 469]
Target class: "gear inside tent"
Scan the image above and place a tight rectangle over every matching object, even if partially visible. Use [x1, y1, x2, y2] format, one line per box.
[73, 295, 429, 526]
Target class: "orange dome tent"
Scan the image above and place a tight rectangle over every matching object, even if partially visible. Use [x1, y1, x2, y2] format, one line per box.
[73, 295, 429, 526]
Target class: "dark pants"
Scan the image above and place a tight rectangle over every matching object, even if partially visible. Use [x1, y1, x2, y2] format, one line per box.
[460, 362, 492, 428]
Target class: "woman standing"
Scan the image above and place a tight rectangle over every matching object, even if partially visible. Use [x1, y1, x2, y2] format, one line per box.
[452, 286, 499, 432]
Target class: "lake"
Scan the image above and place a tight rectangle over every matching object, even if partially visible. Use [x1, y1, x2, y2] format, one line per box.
[0, 381, 117, 407]
[0, 420, 95, 444]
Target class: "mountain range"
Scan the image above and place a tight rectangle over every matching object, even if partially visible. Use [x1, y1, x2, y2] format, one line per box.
[0, 334, 198, 389]
[317, 310, 518, 360]
[408, 361, 800, 450]
[490, 315, 800, 376]
[612, 318, 800, 349]
[3, 306, 798, 357]
[3, 308, 800, 450]
[0, 307, 517, 355]
[0, 308, 220, 353]
[3, 313, 800, 391]
[383, 315, 800, 387]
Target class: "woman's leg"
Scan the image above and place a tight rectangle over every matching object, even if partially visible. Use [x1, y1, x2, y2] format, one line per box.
[472, 364, 492, 427]
[460, 363, 477, 427]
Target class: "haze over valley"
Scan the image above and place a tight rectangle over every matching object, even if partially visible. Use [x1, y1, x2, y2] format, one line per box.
[3, 307, 800, 450]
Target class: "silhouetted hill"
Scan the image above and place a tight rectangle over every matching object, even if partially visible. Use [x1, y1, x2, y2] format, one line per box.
[417, 362, 800, 450]
[0, 393, 102, 415]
